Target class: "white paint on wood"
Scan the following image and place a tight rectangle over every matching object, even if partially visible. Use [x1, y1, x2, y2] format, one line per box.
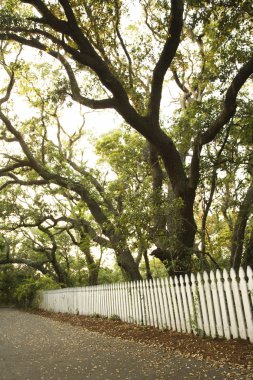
[197, 272, 210, 336]
[153, 279, 163, 329]
[191, 273, 204, 334]
[239, 267, 253, 343]
[174, 276, 186, 332]
[209, 271, 224, 338]
[179, 275, 191, 333]
[184, 274, 195, 334]
[160, 278, 171, 329]
[156, 278, 167, 329]
[170, 277, 181, 332]
[216, 269, 230, 339]
[203, 271, 216, 338]
[142, 280, 150, 325]
[230, 268, 247, 339]
[149, 280, 159, 328]
[39, 266, 253, 343]
[247, 266, 253, 306]
[164, 277, 176, 330]
[223, 269, 239, 339]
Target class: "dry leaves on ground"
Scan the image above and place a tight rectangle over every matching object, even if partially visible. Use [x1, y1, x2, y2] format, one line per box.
[31, 309, 253, 372]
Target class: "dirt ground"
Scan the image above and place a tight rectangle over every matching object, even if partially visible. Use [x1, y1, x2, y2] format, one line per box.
[31, 309, 253, 371]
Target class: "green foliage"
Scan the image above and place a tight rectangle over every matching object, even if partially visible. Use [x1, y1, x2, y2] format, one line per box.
[109, 314, 121, 321]
[0, 0, 252, 279]
[140, 257, 168, 279]
[14, 275, 59, 308]
[98, 266, 125, 284]
[0, 264, 59, 308]
[0, 266, 19, 305]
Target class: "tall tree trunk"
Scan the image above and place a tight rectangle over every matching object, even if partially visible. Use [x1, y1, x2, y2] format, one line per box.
[178, 193, 197, 270]
[79, 231, 100, 286]
[143, 249, 152, 280]
[117, 248, 142, 280]
[51, 257, 70, 287]
[230, 178, 253, 271]
[147, 130, 197, 274]
[83, 247, 100, 286]
[151, 189, 196, 274]
[244, 228, 253, 268]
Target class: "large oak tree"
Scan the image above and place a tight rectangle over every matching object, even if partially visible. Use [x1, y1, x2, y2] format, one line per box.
[0, 0, 252, 274]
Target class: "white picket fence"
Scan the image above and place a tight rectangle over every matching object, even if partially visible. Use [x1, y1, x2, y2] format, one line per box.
[39, 266, 253, 343]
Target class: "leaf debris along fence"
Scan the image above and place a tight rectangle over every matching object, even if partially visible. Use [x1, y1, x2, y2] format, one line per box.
[39, 266, 253, 343]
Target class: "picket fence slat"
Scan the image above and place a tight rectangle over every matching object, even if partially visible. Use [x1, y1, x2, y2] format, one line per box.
[164, 278, 175, 330]
[216, 269, 231, 339]
[141, 280, 149, 325]
[184, 275, 195, 334]
[230, 268, 247, 340]
[160, 278, 170, 329]
[154, 279, 163, 329]
[223, 269, 239, 339]
[39, 266, 253, 343]
[175, 276, 186, 333]
[136, 281, 143, 325]
[179, 275, 191, 334]
[209, 270, 224, 338]
[191, 273, 204, 334]
[247, 266, 253, 306]
[170, 277, 181, 332]
[197, 272, 210, 337]
[203, 271, 216, 338]
[145, 280, 153, 326]
[157, 278, 167, 329]
[239, 268, 253, 343]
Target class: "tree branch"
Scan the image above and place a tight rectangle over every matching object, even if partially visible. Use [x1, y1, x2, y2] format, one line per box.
[148, 0, 184, 121]
[114, 2, 133, 88]
[172, 68, 191, 94]
[0, 161, 30, 174]
[201, 56, 253, 146]
[201, 126, 231, 254]
[0, 257, 52, 276]
[0, 107, 118, 241]
[0, 71, 15, 105]
[58, 55, 115, 109]
[67, 158, 117, 215]
[21, 0, 70, 35]
[50, 216, 111, 248]
[190, 55, 253, 189]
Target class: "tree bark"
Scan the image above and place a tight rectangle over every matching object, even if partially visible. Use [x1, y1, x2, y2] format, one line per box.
[230, 178, 253, 271]
[117, 248, 142, 281]
[81, 244, 99, 286]
[143, 249, 152, 280]
[244, 228, 253, 269]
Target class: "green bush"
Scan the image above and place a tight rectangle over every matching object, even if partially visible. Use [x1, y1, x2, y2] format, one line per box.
[14, 275, 59, 308]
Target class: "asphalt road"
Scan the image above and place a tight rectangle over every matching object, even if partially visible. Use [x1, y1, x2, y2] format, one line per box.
[0, 308, 250, 379]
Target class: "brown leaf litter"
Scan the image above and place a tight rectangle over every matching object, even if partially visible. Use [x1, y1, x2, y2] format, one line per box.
[30, 309, 253, 372]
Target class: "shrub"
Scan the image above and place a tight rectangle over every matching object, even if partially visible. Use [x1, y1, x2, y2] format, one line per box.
[14, 275, 59, 308]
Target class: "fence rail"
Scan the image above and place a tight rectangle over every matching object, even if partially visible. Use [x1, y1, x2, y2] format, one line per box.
[39, 266, 253, 343]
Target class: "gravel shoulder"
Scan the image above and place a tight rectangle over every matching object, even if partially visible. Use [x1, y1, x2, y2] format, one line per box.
[0, 308, 252, 379]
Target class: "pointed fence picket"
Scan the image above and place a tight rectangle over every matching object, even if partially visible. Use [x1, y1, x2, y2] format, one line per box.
[209, 270, 223, 338]
[203, 271, 216, 338]
[39, 266, 253, 343]
[170, 276, 181, 332]
[165, 277, 176, 330]
[191, 273, 204, 335]
[247, 266, 253, 306]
